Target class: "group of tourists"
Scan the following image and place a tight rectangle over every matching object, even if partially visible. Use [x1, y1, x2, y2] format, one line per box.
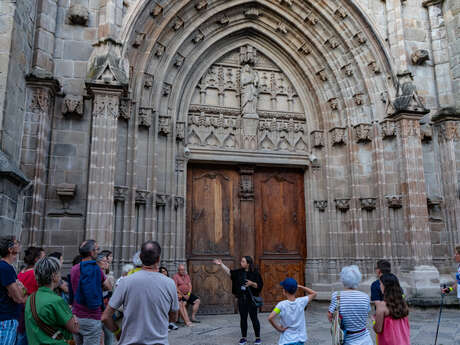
[1, 234, 459, 345]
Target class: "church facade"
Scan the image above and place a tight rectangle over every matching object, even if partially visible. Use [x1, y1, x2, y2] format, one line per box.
[1, 0, 460, 308]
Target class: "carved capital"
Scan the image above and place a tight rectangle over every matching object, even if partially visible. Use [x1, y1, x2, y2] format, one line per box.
[114, 186, 128, 202]
[314, 200, 328, 212]
[386, 195, 403, 209]
[329, 127, 347, 146]
[354, 123, 372, 143]
[92, 93, 119, 118]
[67, 4, 89, 26]
[360, 198, 377, 211]
[62, 95, 83, 117]
[335, 199, 350, 212]
[156, 194, 170, 208]
[30, 88, 51, 114]
[380, 120, 396, 139]
[135, 190, 150, 205]
[437, 121, 460, 141]
[311, 130, 324, 148]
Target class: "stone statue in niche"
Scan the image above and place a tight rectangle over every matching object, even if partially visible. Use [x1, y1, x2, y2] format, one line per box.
[240, 64, 259, 116]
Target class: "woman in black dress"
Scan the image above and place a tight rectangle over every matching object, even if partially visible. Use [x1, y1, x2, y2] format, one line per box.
[214, 256, 263, 345]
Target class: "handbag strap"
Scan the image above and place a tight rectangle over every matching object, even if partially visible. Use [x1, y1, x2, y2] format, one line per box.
[30, 293, 63, 340]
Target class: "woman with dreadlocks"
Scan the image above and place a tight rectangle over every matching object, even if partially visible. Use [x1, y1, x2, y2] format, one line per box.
[373, 273, 410, 345]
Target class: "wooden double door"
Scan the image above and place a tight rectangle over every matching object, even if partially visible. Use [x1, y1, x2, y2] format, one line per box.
[186, 164, 306, 313]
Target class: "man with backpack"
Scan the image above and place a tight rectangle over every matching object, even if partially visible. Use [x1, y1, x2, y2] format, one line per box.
[70, 240, 111, 345]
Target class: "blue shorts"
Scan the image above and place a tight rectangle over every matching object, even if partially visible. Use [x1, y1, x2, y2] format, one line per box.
[285, 342, 304, 345]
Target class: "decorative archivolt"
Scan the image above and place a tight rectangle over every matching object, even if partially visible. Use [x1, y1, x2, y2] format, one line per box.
[118, 0, 395, 138]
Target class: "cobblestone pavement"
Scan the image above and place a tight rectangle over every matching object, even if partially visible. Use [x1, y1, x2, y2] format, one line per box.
[168, 302, 460, 345]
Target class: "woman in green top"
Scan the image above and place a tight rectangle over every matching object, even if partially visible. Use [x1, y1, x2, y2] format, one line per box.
[25, 257, 79, 345]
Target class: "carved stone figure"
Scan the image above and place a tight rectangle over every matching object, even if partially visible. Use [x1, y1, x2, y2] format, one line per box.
[411, 49, 430, 65]
[240, 64, 259, 116]
[62, 95, 83, 117]
[67, 4, 89, 26]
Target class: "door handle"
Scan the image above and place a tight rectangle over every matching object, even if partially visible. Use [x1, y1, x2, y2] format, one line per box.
[293, 212, 297, 223]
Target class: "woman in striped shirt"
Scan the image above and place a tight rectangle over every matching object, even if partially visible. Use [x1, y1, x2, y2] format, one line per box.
[328, 265, 373, 345]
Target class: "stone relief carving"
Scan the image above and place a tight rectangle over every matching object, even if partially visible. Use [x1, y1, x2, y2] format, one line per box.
[150, 4, 163, 17]
[173, 17, 184, 31]
[386, 195, 403, 209]
[354, 32, 367, 45]
[314, 200, 328, 212]
[276, 22, 288, 34]
[392, 72, 428, 113]
[144, 74, 153, 89]
[62, 95, 83, 117]
[92, 94, 118, 118]
[240, 64, 259, 115]
[341, 63, 353, 76]
[218, 15, 230, 25]
[239, 168, 254, 200]
[174, 196, 185, 209]
[159, 116, 171, 136]
[335, 199, 350, 212]
[304, 10, 318, 25]
[192, 30, 205, 44]
[138, 107, 153, 127]
[132, 32, 145, 48]
[176, 122, 185, 141]
[328, 98, 338, 110]
[118, 98, 131, 120]
[380, 120, 396, 138]
[56, 183, 76, 209]
[353, 93, 364, 105]
[162, 83, 172, 96]
[298, 43, 311, 55]
[368, 60, 381, 74]
[325, 37, 340, 49]
[354, 123, 372, 143]
[311, 130, 324, 148]
[31, 88, 50, 114]
[278, 0, 293, 6]
[174, 53, 185, 68]
[335, 6, 348, 19]
[67, 4, 89, 26]
[411, 49, 430, 65]
[195, 0, 208, 11]
[244, 8, 261, 18]
[360, 198, 377, 211]
[329, 127, 347, 146]
[316, 68, 328, 81]
[154, 42, 165, 57]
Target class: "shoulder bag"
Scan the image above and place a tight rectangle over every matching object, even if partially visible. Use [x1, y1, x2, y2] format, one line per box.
[30, 293, 74, 345]
[247, 287, 263, 308]
[331, 291, 345, 345]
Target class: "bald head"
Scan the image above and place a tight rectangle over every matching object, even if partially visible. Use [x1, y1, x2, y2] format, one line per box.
[178, 264, 186, 276]
[140, 241, 161, 266]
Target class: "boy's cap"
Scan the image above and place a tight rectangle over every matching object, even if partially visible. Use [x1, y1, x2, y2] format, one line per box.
[280, 277, 297, 294]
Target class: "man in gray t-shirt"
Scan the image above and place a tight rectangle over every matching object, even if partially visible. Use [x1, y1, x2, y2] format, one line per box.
[102, 241, 179, 345]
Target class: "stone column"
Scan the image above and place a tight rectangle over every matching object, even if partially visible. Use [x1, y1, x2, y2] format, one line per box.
[22, 74, 60, 245]
[444, 0, 460, 111]
[239, 166, 255, 258]
[432, 110, 460, 246]
[423, 0, 455, 109]
[85, 83, 124, 248]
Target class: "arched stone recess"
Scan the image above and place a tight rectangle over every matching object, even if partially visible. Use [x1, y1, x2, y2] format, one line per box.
[112, 0, 401, 280]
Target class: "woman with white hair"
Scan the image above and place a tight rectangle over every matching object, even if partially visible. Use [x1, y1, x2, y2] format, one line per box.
[24, 257, 79, 345]
[328, 265, 372, 345]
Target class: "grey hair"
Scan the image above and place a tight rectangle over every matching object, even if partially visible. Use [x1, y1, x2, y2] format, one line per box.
[122, 264, 134, 274]
[79, 239, 96, 258]
[34, 257, 61, 287]
[340, 265, 362, 289]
